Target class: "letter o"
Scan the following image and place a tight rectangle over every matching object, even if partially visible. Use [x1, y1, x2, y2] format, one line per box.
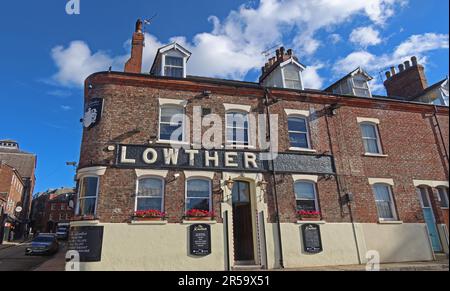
[143, 148, 158, 164]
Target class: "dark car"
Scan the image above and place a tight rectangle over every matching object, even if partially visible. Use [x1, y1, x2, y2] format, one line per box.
[56, 225, 70, 240]
[25, 234, 59, 256]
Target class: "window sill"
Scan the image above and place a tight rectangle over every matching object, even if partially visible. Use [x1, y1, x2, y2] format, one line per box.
[289, 147, 317, 153]
[224, 144, 256, 150]
[129, 220, 168, 225]
[70, 220, 100, 226]
[364, 153, 388, 158]
[296, 220, 326, 224]
[378, 220, 403, 224]
[182, 220, 217, 225]
[441, 207, 449, 210]
[155, 140, 189, 146]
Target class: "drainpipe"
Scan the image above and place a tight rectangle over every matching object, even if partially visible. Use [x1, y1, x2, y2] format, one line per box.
[263, 88, 284, 269]
[433, 106, 449, 165]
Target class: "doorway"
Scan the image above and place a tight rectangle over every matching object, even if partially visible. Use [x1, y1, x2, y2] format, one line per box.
[417, 187, 443, 252]
[231, 181, 255, 263]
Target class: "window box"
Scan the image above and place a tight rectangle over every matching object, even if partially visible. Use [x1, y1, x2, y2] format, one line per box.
[185, 216, 214, 221]
[297, 210, 321, 221]
[185, 209, 214, 221]
[133, 210, 166, 221]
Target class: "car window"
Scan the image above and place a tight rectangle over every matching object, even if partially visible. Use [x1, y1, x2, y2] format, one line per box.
[33, 236, 54, 243]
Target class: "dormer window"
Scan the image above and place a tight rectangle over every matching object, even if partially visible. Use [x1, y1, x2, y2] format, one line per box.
[164, 56, 184, 78]
[283, 65, 303, 90]
[326, 67, 373, 98]
[150, 42, 192, 78]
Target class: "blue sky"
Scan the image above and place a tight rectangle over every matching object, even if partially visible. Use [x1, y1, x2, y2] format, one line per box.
[0, 0, 448, 194]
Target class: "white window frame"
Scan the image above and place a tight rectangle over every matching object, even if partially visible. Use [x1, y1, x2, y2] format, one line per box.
[359, 122, 383, 155]
[158, 104, 186, 143]
[294, 180, 319, 212]
[437, 187, 449, 209]
[134, 176, 165, 212]
[351, 76, 372, 97]
[287, 115, 311, 150]
[282, 66, 303, 90]
[225, 110, 251, 147]
[185, 177, 212, 213]
[372, 183, 398, 221]
[163, 56, 184, 78]
[76, 175, 100, 217]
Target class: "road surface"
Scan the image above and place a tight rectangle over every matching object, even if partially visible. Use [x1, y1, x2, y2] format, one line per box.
[0, 242, 59, 271]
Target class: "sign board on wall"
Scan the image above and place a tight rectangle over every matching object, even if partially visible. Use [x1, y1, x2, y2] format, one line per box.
[189, 224, 211, 256]
[83, 98, 104, 129]
[301, 224, 323, 254]
[68, 226, 104, 262]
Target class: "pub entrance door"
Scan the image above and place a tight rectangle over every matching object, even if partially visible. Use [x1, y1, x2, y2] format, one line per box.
[231, 181, 255, 264]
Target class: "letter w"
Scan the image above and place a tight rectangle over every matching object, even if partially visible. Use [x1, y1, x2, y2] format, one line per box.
[163, 148, 179, 165]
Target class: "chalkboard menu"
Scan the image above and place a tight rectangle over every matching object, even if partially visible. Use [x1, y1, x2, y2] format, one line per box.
[301, 224, 323, 254]
[189, 224, 211, 256]
[68, 226, 104, 262]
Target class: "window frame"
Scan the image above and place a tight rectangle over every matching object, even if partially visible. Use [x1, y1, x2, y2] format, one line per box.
[359, 122, 383, 155]
[225, 110, 251, 147]
[372, 183, 398, 221]
[158, 104, 186, 143]
[282, 66, 303, 90]
[287, 115, 312, 150]
[163, 56, 184, 78]
[294, 180, 319, 212]
[76, 175, 100, 217]
[185, 177, 212, 213]
[437, 187, 449, 209]
[134, 176, 165, 212]
[351, 76, 372, 97]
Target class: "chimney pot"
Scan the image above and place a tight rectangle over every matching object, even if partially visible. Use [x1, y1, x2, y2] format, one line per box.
[411, 56, 418, 66]
[287, 49, 293, 56]
[269, 57, 276, 65]
[385, 71, 391, 79]
[390, 66, 396, 76]
[276, 49, 281, 60]
[404, 60, 411, 69]
[280, 47, 285, 55]
[261, 66, 265, 73]
[398, 64, 405, 72]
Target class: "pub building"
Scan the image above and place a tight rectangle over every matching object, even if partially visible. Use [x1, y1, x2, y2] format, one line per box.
[69, 20, 449, 271]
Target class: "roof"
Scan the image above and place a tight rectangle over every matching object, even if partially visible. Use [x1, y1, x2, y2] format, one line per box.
[259, 55, 307, 83]
[0, 147, 36, 178]
[324, 67, 373, 92]
[415, 77, 449, 98]
[150, 42, 192, 75]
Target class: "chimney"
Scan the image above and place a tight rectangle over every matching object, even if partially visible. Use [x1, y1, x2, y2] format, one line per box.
[383, 56, 428, 100]
[124, 19, 145, 74]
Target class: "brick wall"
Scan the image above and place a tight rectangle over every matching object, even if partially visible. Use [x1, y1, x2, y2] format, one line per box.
[78, 73, 449, 224]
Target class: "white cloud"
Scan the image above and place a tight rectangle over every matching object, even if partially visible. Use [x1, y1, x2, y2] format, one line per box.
[302, 64, 325, 89]
[60, 105, 72, 111]
[329, 34, 342, 45]
[334, 32, 449, 94]
[350, 26, 382, 47]
[50, 0, 408, 87]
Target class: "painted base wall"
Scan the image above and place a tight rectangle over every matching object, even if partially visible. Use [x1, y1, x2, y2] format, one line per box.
[72, 221, 434, 271]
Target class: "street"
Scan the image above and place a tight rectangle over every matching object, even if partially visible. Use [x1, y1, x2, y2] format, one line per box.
[0, 242, 62, 271]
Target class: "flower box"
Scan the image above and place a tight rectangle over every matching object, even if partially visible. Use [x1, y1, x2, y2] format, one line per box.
[133, 209, 166, 221]
[297, 210, 321, 221]
[185, 209, 214, 221]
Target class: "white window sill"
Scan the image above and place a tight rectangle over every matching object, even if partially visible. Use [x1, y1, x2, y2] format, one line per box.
[378, 220, 403, 224]
[182, 220, 217, 225]
[441, 207, 449, 210]
[289, 147, 317, 153]
[70, 220, 100, 226]
[156, 140, 189, 146]
[364, 153, 388, 158]
[129, 220, 168, 225]
[296, 220, 326, 224]
[225, 144, 256, 150]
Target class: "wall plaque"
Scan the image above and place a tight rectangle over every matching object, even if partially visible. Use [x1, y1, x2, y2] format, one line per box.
[68, 226, 104, 262]
[189, 224, 211, 256]
[301, 224, 323, 254]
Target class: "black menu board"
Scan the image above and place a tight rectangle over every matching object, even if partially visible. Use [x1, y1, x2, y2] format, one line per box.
[301, 224, 323, 254]
[189, 224, 211, 256]
[68, 226, 104, 262]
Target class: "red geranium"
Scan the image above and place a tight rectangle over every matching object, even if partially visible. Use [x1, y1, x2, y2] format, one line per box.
[297, 210, 321, 217]
[134, 209, 166, 218]
[185, 209, 214, 217]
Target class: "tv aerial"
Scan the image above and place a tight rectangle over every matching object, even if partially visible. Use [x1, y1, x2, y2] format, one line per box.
[142, 14, 158, 33]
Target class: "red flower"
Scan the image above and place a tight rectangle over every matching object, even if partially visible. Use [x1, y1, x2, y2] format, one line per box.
[297, 210, 321, 217]
[185, 209, 214, 217]
[134, 209, 166, 218]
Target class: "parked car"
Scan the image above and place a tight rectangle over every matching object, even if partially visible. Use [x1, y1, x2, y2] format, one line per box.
[25, 234, 59, 256]
[56, 223, 70, 240]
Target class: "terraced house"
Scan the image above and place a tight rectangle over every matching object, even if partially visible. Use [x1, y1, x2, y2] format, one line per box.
[69, 20, 449, 271]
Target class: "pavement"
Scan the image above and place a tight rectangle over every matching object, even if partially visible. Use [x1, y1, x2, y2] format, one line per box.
[32, 244, 66, 271]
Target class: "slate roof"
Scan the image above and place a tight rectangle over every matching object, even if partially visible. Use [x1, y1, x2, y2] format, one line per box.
[0, 147, 36, 179]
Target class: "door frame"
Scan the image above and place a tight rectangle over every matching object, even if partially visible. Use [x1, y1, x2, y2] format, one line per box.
[417, 186, 443, 253]
[230, 178, 259, 266]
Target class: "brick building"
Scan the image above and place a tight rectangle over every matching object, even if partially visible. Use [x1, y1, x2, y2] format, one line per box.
[70, 20, 449, 270]
[0, 140, 36, 241]
[0, 162, 25, 242]
[31, 187, 76, 233]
